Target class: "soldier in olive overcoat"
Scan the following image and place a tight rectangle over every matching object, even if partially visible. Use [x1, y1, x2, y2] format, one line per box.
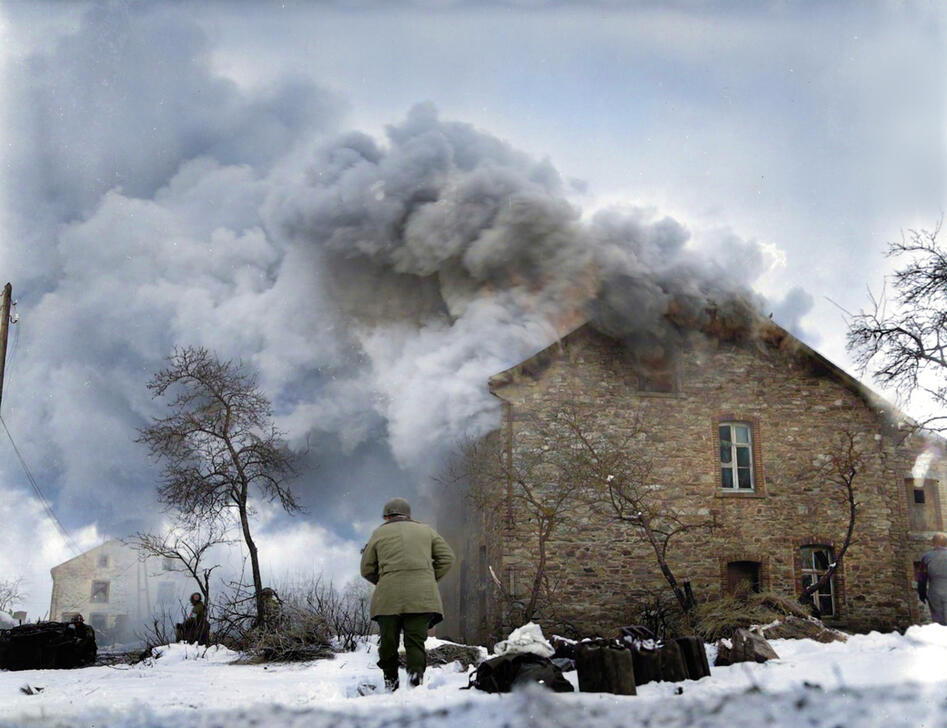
[360, 497, 454, 691]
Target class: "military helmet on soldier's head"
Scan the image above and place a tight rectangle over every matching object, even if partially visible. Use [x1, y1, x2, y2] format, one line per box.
[71, 614, 84, 624]
[383, 498, 411, 518]
[190, 592, 202, 603]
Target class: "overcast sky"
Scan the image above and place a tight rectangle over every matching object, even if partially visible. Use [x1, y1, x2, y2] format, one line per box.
[0, 0, 943, 619]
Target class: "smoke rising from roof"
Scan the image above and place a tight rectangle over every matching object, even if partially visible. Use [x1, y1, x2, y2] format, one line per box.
[0, 2, 814, 617]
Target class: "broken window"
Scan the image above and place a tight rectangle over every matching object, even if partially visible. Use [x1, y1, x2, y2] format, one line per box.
[90, 581, 110, 603]
[719, 423, 754, 491]
[97, 554, 109, 568]
[800, 546, 836, 617]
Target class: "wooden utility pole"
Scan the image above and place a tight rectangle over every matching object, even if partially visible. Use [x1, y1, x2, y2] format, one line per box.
[0, 282, 12, 412]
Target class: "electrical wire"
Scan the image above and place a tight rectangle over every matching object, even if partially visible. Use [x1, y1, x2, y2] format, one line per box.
[0, 413, 82, 557]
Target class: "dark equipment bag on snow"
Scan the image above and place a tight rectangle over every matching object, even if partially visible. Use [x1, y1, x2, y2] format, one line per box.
[0, 621, 97, 671]
[618, 625, 694, 687]
[674, 636, 711, 681]
[575, 641, 636, 695]
[466, 652, 574, 693]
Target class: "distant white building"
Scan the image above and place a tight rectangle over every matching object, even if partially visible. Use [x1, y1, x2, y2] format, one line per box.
[49, 539, 194, 643]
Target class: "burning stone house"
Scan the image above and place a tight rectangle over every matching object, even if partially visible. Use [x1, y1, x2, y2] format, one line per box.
[49, 539, 194, 644]
[438, 317, 945, 644]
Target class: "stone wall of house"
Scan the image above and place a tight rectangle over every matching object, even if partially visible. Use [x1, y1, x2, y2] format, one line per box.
[444, 326, 925, 644]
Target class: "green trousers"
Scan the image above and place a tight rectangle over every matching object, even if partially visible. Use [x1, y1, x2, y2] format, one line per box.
[375, 613, 429, 681]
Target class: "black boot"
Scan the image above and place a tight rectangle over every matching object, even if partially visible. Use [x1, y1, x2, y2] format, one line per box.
[408, 670, 423, 687]
[384, 676, 400, 692]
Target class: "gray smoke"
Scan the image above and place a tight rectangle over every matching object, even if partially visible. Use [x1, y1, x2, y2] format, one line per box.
[0, 2, 814, 616]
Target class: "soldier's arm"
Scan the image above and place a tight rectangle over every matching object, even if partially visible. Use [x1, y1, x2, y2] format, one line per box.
[360, 540, 380, 585]
[431, 531, 455, 581]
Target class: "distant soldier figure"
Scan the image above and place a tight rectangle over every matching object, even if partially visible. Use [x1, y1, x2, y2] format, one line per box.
[67, 614, 97, 666]
[177, 592, 210, 645]
[918, 533, 947, 625]
[360, 497, 454, 691]
[260, 587, 283, 629]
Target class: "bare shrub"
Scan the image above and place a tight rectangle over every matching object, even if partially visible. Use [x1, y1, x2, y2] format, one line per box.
[213, 574, 372, 662]
[134, 606, 185, 661]
[622, 587, 687, 641]
[277, 575, 373, 652]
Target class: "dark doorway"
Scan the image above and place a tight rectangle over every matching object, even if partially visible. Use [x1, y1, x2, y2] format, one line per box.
[726, 561, 762, 596]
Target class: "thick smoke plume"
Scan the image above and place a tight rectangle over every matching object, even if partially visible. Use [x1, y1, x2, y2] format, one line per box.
[0, 3, 811, 617]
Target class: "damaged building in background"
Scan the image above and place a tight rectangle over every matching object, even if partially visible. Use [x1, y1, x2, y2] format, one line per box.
[49, 540, 194, 645]
[438, 313, 945, 645]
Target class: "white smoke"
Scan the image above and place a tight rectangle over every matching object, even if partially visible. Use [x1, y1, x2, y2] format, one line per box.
[0, 3, 814, 619]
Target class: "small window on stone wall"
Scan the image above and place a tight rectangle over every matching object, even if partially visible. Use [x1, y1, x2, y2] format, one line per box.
[906, 479, 942, 531]
[719, 423, 754, 491]
[638, 353, 676, 393]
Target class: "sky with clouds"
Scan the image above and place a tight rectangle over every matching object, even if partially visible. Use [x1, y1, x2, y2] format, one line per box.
[0, 0, 943, 620]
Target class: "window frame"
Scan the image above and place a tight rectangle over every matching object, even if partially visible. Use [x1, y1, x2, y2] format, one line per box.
[90, 580, 110, 604]
[905, 478, 943, 531]
[718, 421, 755, 492]
[800, 545, 837, 617]
[97, 554, 109, 569]
[726, 560, 763, 596]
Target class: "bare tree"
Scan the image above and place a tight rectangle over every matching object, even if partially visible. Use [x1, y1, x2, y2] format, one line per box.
[138, 347, 300, 625]
[0, 577, 24, 614]
[445, 421, 588, 626]
[551, 401, 712, 614]
[848, 222, 947, 429]
[128, 521, 234, 606]
[446, 387, 711, 627]
[799, 429, 862, 613]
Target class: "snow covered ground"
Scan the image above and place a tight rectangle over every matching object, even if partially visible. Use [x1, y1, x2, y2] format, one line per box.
[2, 626, 947, 727]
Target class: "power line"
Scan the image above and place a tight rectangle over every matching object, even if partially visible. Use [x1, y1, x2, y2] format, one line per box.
[0, 413, 82, 557]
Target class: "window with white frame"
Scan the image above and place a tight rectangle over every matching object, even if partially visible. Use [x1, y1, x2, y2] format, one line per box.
[800, 545, 836, 617]
[719, 423, 754, 490]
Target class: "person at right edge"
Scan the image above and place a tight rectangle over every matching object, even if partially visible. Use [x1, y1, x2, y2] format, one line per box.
[917, 532, 947, 625]
[360, 497, 455, 692]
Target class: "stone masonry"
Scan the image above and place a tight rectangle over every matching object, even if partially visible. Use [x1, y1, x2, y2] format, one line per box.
[438, 323, 938, 645]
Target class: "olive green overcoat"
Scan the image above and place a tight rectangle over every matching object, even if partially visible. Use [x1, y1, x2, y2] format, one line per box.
[360, 518, 455, 625]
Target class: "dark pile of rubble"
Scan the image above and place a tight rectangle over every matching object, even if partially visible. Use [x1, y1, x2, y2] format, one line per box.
[0, 621, 97, 671]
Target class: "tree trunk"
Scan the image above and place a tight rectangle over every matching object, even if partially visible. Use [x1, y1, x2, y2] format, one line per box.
[639, 514, 690, 613]
[524, 522, 549, 621]
[237, 497, 265, 625]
